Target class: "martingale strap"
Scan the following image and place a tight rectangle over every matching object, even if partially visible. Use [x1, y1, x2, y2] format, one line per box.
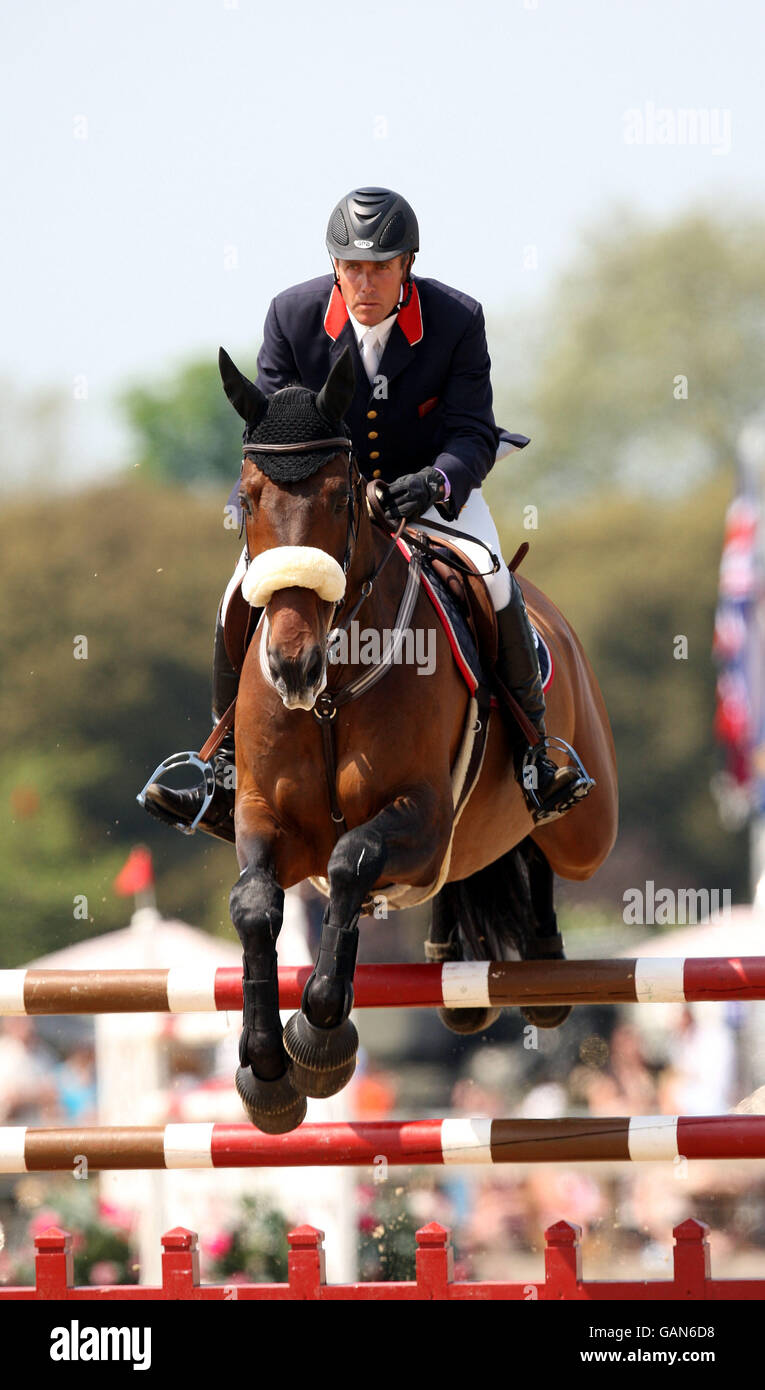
[315, 551, 423, 837]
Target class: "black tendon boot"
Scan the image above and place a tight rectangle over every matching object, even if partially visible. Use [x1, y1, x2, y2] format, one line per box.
[140, 612, 239, 843]
[495, 577, 594, 824]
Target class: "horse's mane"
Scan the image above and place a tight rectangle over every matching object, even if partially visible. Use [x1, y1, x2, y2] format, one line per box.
[242, 383, 350, 483]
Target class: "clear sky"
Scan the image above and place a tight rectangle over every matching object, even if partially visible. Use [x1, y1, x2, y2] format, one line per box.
[1, 0, 763, 481]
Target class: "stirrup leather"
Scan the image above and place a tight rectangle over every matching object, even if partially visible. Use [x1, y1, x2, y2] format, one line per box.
[136, 751, 216, 835]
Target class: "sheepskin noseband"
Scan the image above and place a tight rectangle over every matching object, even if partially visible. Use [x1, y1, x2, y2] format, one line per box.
[241, 545, 347, 608]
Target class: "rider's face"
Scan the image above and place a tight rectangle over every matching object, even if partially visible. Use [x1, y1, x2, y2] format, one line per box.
[333, 254, 411, 326]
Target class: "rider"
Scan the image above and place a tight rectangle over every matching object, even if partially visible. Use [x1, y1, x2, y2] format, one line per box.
[142, 186, 593, 841]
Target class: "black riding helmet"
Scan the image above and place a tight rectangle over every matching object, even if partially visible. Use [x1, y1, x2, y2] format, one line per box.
[326, 186, 419, 263]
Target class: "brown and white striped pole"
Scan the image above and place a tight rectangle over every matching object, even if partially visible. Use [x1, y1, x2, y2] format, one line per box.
[2, 957, 764, 1014]
[1, 1116, 764, 1171]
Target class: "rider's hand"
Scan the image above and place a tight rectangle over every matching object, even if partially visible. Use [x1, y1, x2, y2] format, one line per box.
[383, 467, 446, 523]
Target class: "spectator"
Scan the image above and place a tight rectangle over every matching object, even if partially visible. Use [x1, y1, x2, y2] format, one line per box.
[0, 1017, 58, 1122]
[56, 1044, 98, 1122]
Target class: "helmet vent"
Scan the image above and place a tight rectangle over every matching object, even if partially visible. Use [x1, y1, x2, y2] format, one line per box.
[379, 212, 406, 250]
[329, 208, 349, 246]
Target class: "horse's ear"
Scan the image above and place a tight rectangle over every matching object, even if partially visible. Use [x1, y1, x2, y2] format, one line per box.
[218, 347, 268, 427]
[316, 346, 355, 423]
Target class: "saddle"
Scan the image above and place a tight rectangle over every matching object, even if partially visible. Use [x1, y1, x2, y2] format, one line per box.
[405, 530, 500, 671]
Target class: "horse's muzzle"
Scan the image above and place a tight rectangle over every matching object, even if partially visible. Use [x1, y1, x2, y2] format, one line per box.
[267, 641, 328, 711]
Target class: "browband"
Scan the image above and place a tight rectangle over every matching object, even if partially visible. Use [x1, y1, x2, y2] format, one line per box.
[242, 437, 351, 455]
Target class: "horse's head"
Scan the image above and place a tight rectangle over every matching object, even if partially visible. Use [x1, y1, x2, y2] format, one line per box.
[220, 346, 361, 711]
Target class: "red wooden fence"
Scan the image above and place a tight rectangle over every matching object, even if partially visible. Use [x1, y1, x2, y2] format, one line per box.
[2, 1218, 764, 1300]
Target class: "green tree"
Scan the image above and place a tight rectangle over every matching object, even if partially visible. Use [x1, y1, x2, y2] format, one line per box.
[502, 473, 747, 906]
[0, 479, 241, 963]
[122, 357, 245, 485]
[489, 207, 765, 516]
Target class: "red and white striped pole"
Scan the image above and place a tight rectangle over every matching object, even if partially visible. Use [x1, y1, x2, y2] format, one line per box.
[2, 957, 765, 1014]
[1, 1115, 764, 1171]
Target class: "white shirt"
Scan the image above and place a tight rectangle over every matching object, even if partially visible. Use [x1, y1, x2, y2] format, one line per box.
[347, 296, 401, 382]
[346, 285, 452, 502]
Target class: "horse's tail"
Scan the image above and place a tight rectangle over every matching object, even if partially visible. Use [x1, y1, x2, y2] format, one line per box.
[430, 840, 541, 963]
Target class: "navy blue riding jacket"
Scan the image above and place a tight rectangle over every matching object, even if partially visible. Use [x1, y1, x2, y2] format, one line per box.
[231, 272, 527, 520]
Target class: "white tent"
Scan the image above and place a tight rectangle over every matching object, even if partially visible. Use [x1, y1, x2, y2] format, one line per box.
[617, 905, 765, 1110]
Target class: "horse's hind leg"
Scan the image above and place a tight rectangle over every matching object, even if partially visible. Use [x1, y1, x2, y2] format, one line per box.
[425, 891, 461, 963]
[519, 839, 571, 1030]
[284, 787, 447, 1099]
[427, 887, 503, 1035]
[229, 842, 307, 1133]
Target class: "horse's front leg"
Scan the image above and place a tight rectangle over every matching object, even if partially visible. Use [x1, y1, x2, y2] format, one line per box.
[229, 836, 307, 1134]
[284, 785, 449, 1098]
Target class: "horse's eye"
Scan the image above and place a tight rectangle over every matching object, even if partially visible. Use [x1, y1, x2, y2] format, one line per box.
[334, 493, 350, 513]
[239, 494, 252, 516]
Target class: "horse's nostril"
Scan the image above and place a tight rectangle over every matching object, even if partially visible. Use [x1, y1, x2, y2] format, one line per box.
[304, 646, 324, 689]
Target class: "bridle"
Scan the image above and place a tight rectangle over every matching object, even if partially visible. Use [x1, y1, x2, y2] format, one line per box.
[240, 435, 413, 839]
[240, 437, 404, 640]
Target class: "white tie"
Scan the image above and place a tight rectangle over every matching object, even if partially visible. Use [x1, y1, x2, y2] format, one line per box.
[360, 330, 380, 382]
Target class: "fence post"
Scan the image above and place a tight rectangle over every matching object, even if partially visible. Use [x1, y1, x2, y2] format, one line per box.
[415, 1222, 453, 1298]
[34, 1227, 74, 1298]
[287, 1226, 326, 1299]
[161, 1227, 200, 1299]
[672, 1218, 710, 1298]
[544, 1221, 583, 1299]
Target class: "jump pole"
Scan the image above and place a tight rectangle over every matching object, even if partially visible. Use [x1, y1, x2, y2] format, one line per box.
[1, 1116, 764, 1171]
[2, 956, 765, 1014]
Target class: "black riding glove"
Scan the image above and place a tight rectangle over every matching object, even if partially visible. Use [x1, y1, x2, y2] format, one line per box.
[383, 467, 446, 523]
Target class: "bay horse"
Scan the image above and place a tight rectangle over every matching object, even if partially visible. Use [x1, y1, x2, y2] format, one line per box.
[220, 346, 618, 1133]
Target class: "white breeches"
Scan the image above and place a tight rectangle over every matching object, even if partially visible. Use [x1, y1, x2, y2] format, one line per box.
[415, 488, 511, 611]
[220, 488, 511, 623]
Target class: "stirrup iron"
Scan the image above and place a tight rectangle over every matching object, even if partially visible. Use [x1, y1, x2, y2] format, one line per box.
[136, 751, 216, 835]
[521, 735, 595, 823]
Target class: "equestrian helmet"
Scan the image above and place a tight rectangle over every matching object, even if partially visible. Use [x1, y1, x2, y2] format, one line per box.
[326, 187, 419, 262]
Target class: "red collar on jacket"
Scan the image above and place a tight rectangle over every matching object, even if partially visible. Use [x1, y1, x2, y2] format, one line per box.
[323, 279, 423, 346]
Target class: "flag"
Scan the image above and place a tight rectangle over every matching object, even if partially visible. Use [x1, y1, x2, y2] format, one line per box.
[113, 846, 155, 896]
[713, 473, 765, 810]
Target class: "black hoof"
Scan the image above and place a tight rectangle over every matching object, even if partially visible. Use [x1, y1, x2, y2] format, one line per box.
[283, 1012, 358, 1098]
[521, 1004, 572, 1029]
[235, 1066, 307, 1133]
[437, 1005, 501, 1035]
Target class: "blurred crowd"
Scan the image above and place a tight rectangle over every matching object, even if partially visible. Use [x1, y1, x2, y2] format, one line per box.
[2, 999, 764, 1282]
[0, 1017, 97, 1126]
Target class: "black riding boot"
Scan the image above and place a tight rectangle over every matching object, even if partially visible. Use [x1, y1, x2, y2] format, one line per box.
[496, 576, 594, 824]
[141, 612, 239, 844]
